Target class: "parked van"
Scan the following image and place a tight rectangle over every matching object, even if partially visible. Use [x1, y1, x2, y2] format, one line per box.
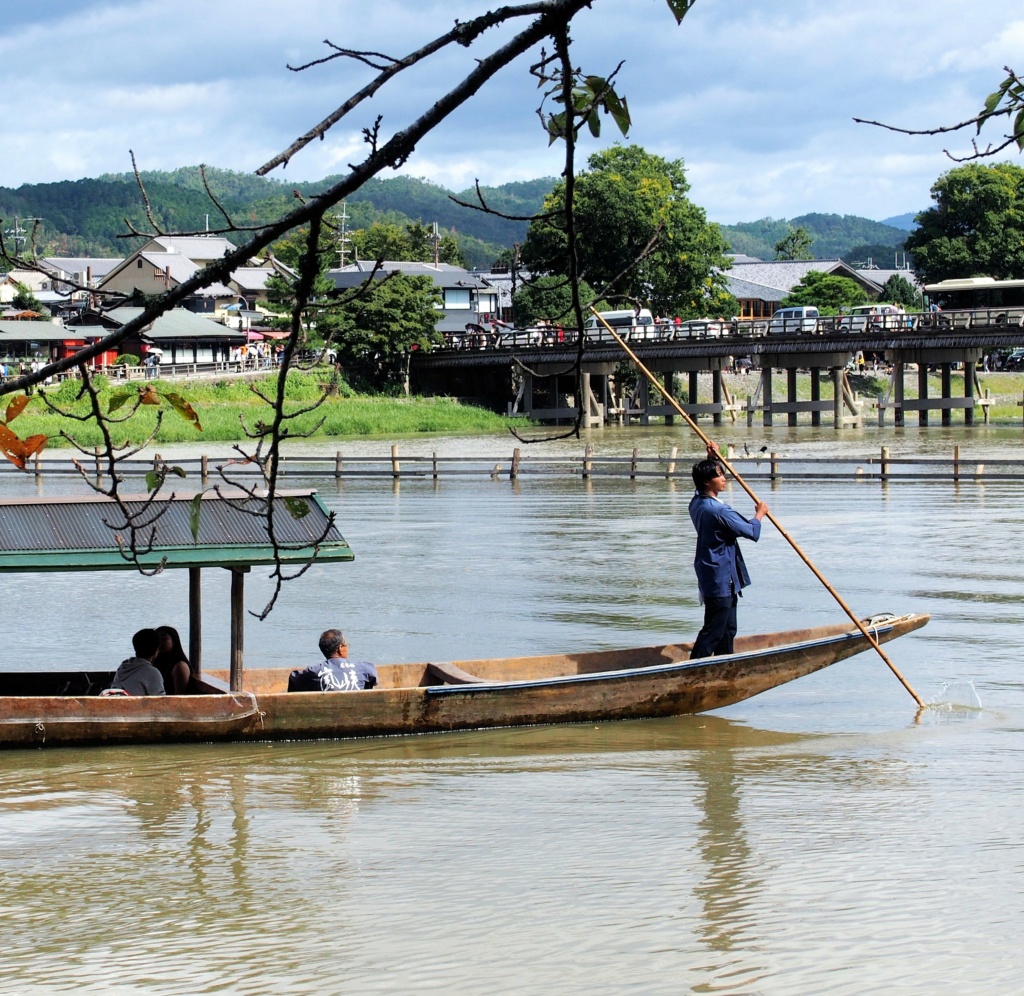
[584, 308, 656, 339]
[767, 306, 819, 334]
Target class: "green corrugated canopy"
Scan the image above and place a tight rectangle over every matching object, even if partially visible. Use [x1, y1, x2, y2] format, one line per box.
[0, 490, 354, 572]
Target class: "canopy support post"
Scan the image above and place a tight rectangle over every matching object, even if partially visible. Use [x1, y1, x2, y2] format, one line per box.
[189, 567, 202, 676]
[229, 567, 248, 692]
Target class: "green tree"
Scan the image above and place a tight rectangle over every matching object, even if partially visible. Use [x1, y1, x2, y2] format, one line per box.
[11, 281, 46, 313]
[880, 274, 923, 310]
[520, 144, 733, 318]
[904, 163, 1024, 283]
[780, 271, 867, 314]
[774, 225, 814, 260]
[512, 275, 600, 327]
[351, 222, 410, 262]
[332, 273, 442, 392]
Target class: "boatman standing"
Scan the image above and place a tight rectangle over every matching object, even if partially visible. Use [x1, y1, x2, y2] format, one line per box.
[689, 443, 768, 659]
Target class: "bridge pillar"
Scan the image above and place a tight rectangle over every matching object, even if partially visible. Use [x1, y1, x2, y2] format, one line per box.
[832, 368, 842, 427]
[786, 368, 798, 427]
[938, 364, 950, 426]
[762, 367, 773, 426]
[639, 378, 650, 426]
[894, 361, 905, 426]
[688, 370, 698, 411]
[921, 364, 931, 426]
[964, 358, 976, 426]
[712, 370, 723, 426]
[664, 372, 675, 426]
[810, 369, 821, 427]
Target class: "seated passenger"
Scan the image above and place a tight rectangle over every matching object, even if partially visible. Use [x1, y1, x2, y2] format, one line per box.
[107, 629, 166, 696]
[154, 625, 193, 694]
[288, 629, 378, 692]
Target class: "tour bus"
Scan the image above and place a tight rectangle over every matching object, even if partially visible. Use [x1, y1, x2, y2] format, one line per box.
[924, 277, 1024, 316]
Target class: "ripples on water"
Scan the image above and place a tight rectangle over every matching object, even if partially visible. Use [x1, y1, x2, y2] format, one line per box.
[1, 431, 1023, 992]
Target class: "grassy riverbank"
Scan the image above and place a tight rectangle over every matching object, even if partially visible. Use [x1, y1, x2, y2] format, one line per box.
[9, 371, 514, 447]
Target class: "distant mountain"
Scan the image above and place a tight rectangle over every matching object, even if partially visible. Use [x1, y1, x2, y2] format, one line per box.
[880, 211, 920, 231]
[720, 213, 910, 262]
[1, 165, 919, 271]
[2, 167, 557, 268]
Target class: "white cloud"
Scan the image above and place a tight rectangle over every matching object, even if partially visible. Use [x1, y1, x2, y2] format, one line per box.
[1, 0, 1022, 223]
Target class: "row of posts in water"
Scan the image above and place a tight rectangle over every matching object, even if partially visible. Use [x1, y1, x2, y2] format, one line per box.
[6, 443, 1017, 484]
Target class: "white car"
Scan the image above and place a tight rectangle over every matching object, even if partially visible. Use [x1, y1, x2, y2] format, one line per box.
[838, 304, 908, 332]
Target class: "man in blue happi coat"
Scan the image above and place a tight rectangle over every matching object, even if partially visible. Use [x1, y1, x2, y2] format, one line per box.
[288, 629, 379, 692]
[689, 444, 768, 659]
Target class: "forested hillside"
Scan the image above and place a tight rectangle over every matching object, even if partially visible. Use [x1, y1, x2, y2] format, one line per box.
[0, 167, 555, 268]
[720, 212, 909, 263]
[1, 165, 912, 270]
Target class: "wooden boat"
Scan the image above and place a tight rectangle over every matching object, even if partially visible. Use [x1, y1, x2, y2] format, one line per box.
[0, 612, 928, 748]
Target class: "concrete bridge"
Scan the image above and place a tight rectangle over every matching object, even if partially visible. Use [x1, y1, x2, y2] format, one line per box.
[411, 310, 1024, 428]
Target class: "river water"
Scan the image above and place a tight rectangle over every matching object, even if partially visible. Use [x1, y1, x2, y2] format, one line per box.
[1, 426, 1022, 993]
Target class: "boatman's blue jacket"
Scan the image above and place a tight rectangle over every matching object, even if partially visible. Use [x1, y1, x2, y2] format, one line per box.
[688, 492, 761, 599]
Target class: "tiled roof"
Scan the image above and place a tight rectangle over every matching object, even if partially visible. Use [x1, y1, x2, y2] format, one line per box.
[71, 307, 240, 340]
[144, 236, 237, 261]
[330, 261, 491, 289]
[42, 257, 123, 280]
[727, 259, 884, 296]
[231, 267, 277, 291]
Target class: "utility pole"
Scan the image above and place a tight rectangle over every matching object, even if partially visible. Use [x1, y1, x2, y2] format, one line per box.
[5, 217, 44, 258]
[335, 203, 351, 268]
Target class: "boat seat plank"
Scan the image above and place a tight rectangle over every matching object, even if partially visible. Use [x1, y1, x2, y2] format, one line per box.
[427, 662, 486, 685]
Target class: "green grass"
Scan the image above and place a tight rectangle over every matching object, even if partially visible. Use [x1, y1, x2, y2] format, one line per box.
[6, 371, 515, 448]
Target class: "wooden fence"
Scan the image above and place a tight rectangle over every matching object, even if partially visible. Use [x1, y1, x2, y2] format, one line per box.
[1, 444, 1021, 484]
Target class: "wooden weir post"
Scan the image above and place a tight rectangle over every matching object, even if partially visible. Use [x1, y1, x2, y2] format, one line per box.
[432, 452, 439, 480]
[201, 454, 209, 485]
[583, 443, 594, 480]
[770, 452, 779, 481]
[391, 444, 400, 479]
[666, 446, 678, 480]
[630, 447, 639, 480]
[510, 447, 521, 481]
[335, 450, 343, 479]
[881, 446, 890, 482]
[953, 445, 959, 483]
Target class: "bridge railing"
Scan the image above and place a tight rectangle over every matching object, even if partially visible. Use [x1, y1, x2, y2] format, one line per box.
[433, 307, 1024, 352]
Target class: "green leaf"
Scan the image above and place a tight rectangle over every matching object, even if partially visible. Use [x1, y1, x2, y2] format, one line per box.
[283, 496, 311, 520]
[107, 388, 135, 414]
[587, 111, 602, 138]
[189, 492, 204, 542]
[161, 391, 203, 431]
[983, 89, 1004, 116]
[664, 0, 695, 25]
[605, 91, 631, 136]
[145, 470, 161, 492]
[170, 465, 187, 478]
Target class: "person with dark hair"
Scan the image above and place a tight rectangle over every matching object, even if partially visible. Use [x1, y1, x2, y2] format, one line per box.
[287, 629, 378, 692]
[107, 628, 166, 696]
[154, 625, 193, 695]
[689, 444, 768, 659]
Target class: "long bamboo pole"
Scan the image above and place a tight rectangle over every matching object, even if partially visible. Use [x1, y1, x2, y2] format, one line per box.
[593, 309, 924, 707]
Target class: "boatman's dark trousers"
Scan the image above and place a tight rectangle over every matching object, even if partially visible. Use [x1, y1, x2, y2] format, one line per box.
[691, 593, 738, 659]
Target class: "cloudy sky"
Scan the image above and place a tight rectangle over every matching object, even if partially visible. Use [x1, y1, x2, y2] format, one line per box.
[2, 0, 1021, 224]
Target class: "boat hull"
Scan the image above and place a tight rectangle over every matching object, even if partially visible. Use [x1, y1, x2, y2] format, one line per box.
[0, 613, 928, 748]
